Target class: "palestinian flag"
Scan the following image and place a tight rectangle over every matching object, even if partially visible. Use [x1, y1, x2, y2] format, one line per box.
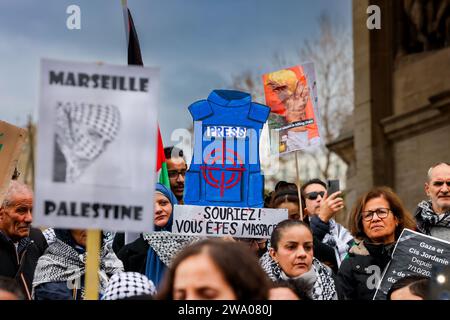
[122, 1, 170, 188]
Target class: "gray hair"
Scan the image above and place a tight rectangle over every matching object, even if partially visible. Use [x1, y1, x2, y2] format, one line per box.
[427, 162, 450, 181]
[1, 180, 33, 208]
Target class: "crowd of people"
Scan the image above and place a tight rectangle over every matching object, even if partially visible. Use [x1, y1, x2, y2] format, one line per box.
[0, 152, 449, 300]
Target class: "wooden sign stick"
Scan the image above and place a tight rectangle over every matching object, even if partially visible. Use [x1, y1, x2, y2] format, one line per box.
[295, 151, 304, 221]
[84, 229, 101, 300]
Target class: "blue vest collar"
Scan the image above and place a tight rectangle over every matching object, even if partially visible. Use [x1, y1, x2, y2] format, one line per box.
[208, 90, 251, 107]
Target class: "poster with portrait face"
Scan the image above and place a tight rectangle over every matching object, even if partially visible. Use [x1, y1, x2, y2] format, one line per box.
[263, 63, 322, 155]
[34, 58, 159, 233]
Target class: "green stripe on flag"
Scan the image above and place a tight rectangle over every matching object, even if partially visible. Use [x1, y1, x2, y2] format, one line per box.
[159, 162, 170, 188]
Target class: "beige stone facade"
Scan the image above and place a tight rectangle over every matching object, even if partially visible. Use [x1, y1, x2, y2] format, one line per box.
[330, 0, 450, 227]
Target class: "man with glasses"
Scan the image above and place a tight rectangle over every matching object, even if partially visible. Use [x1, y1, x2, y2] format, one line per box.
[300, 178, 353, 266]
[164, 146, 187, 204]
[415, 162, 450, 241]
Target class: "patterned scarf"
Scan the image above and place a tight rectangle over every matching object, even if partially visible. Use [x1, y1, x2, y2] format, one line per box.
[32, 238, 123, 299]
[415, 200, 450, 235]
[259, 252, 337, 300]
[322, 219, 338, 247]
[142, 232, 201, 267]
[101, 272, 156, 300]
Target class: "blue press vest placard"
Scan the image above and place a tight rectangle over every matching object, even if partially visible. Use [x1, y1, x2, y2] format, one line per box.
[184, 90, 270, 208]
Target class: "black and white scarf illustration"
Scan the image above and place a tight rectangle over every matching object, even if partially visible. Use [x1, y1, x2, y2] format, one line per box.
[54, 102, 121, 183]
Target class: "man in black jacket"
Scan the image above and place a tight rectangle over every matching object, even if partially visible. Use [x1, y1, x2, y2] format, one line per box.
[415, 162, 450, 241]
[0, 180, 47, 300]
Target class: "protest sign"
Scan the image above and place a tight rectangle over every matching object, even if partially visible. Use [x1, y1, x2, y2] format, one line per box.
[183, 90, 270, 208]
[263, 63, 322, 154]
[374, 228, 450, 300]
[34, 58, 159, 233]
[0, 120, 27, 205]
[172, 204, 288, 239]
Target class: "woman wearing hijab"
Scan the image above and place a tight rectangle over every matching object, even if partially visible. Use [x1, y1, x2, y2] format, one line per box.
[117, 183, 198, 289]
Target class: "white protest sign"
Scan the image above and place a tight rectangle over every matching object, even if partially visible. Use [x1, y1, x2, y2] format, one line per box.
[0, 120, 27, 205]
[173, 204, 288, 238]
[374, 229, 450, 300]
[34, 58, 158, 233]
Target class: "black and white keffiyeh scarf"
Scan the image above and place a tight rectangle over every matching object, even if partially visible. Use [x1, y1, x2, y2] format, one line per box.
[101, 272, 156, 300]
[415, 200, 450, 235]
[142, 231, 201, 266]
[259, 252, 337, 300]
[32, 238, 123, 299]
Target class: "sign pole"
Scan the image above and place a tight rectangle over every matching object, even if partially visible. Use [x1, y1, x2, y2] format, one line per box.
[84, 229, 101, 300]
[295, 151, 304, 221]
[121, 0, 129, 45]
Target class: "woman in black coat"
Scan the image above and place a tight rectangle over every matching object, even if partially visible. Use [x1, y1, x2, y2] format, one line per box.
[336, 187, 416, 300]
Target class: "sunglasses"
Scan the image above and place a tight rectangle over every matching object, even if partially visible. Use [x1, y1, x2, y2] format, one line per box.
[305, 191, 325, 200]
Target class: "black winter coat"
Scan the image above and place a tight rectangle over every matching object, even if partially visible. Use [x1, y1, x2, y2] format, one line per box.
[313, 236, 338, 274]
[0, 228, 48, 299]
[336, 240, 394, 300]
[117, 235, 149, 274]
[303, 216, 339, 273]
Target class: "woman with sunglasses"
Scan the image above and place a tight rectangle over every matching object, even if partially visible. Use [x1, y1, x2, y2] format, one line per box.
[336, 187, 416, 300]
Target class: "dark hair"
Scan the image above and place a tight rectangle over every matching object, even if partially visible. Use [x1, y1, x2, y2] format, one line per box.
[157, 239, 271, 300]
[349, 186, 416, 241]
[270, 181, 299, 209]
[270, 219, 312, 251]
[264, 191, 273, 208]
[300, 179, 327, 209]
[0, 276, 24, 300]
[164, 146, 184, 160]
[387, 275, 430, 300]
[272, 279, 311, 300]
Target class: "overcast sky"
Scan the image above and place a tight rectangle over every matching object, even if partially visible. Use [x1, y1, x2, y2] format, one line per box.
[0, 0, 351, 144]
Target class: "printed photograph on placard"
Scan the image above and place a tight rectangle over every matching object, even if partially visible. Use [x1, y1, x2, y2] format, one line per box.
[263, 63, 321, 154]
[53, 102, 121, 183]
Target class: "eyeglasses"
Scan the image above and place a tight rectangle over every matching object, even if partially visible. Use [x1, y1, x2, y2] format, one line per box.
[305, 191, 325, 200]
[361, 208, 391, 221]
[168, 169, 186, 179]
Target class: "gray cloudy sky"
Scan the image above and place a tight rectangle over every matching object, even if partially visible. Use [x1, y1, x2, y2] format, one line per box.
[0, 0, 351, 143]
